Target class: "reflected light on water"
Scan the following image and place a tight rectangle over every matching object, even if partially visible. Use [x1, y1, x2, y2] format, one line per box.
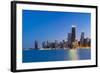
[69, 49, 79, 60]
[23, 49, 91, 62]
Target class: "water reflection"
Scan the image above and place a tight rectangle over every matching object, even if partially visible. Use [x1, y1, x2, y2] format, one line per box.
[69, 49, 79, 60]
[23, 49, 91, 63]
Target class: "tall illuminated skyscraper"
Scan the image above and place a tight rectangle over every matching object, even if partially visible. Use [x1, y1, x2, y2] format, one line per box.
[71, 25, 76, 42]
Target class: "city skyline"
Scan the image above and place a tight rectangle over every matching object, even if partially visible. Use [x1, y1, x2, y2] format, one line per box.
[22, 10, 91, 49]
[33, 26, 91, 49]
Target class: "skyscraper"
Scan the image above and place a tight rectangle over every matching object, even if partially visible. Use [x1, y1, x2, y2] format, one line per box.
[34, 40, 38, 49]
[46, 41, 49, 48]
[55, 40, 58, 48]
[80, 32, 84, 46]
[68, 33, 71, 42]
[67, 33, 72, 48]
[84, 37, 91, 47]
[71, 25, 76, 42]
[42, 41, 45, 48]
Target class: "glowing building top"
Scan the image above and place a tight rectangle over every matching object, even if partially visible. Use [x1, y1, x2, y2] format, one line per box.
[72, 25, 76, 27]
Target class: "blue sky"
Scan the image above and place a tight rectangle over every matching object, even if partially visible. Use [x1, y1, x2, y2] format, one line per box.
[22, 10, 91, 49]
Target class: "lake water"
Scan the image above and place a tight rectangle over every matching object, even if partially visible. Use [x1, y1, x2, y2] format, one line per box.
[23, 49, 91, 63]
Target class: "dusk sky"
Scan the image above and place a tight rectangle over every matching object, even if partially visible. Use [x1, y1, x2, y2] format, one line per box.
[22, 10, 91, 49]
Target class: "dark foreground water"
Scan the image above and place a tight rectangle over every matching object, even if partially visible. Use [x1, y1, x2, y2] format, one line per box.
[23, 49, 91, 63]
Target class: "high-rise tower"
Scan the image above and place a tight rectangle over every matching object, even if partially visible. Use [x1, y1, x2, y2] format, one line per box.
[34, 40, 38, 49]
[80, 32, 84, 46]
[71, 25, 76, 42]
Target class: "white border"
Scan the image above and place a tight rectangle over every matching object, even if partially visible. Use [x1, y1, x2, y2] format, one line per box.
[16, 3, 96, 70]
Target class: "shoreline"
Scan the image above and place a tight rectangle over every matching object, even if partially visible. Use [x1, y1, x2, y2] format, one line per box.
[23, 47, 90, 50]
